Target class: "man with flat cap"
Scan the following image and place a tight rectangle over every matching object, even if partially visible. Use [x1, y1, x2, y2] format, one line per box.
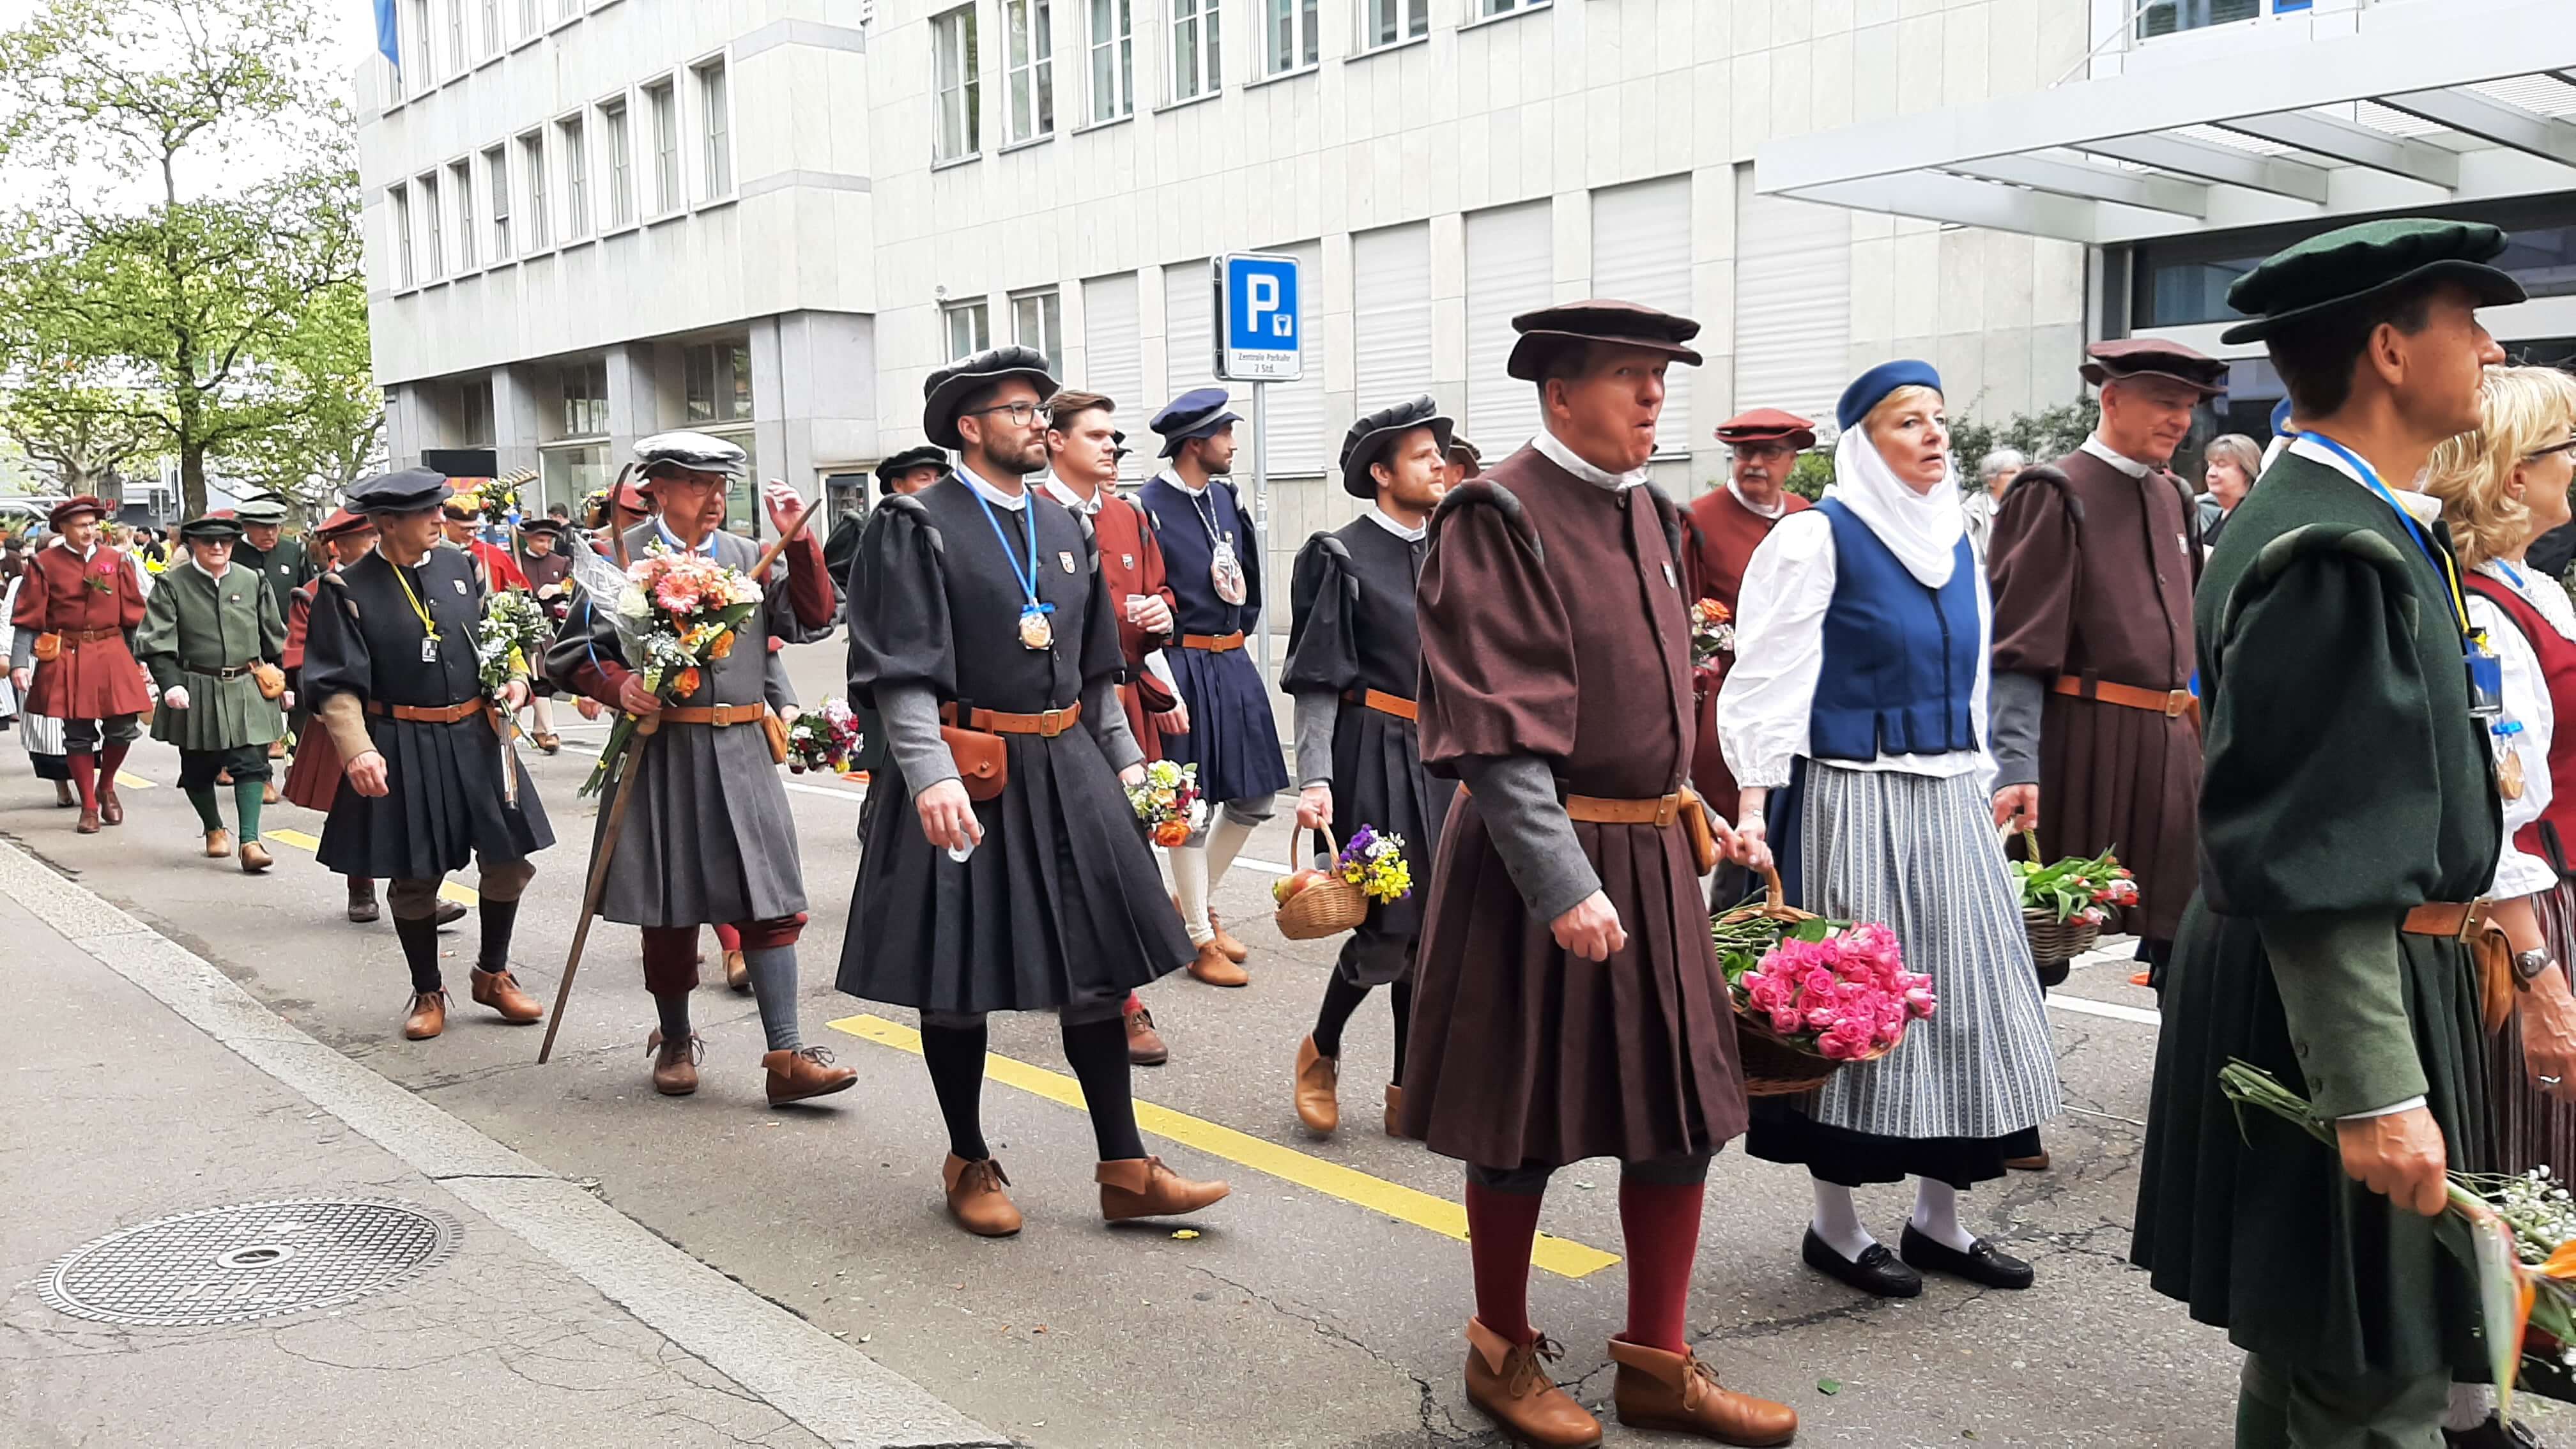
[1443, 434, 1483, 491]
[839, 444, 953, 836]
[1282, 395, 1450, 1140]
[1138, 385, 1290, 986]
[1987, 339, 2227, 1025]
[10, 495, 150, 834]
[302, 468, 551, 1042]
[229, 493, 314, 632]
[549, 429, 855, 1107]
[841, 346, 1227, 1237]
[440, 487, 530, 595]
[136, 512, 289, 873]
[514, 517, 574, 754]
[2133, 218, 2576, 1449]
[1684, 409, 1816, 840]
[1404, 300, 1795, 1447]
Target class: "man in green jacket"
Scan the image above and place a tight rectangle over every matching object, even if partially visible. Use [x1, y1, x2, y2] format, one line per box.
[2134, 218, 2576, 1448]
[135, 514, 288, 873]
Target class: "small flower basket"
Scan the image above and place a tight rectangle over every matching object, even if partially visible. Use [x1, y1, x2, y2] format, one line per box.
[1713, 867, 1935, 1097]
[1272, 824, 1411, 941]
[2011, 831, 2136, 966]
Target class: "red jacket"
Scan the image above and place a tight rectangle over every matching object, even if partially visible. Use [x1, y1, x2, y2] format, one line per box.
[12, 541, 151, 720]
[1089, 491, 1178, 763]
[1680, 486, 1809, 820]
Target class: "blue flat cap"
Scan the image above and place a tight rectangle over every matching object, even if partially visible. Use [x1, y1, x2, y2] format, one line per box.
[1837, 360, 1943, 433]
[345, 466, 452, 516]
[1151, 387, 1241, 458]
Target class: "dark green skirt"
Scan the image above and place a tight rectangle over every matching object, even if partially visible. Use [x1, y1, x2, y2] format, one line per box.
[148, 670, 284, 753]
[2131, 896, 2494, 1381]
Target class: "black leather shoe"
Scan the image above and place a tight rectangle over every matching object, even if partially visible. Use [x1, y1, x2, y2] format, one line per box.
[1802, 1227, 1921, 1298]
[1900, 1224, 2035, 1289]
[2444, 1414, 2546, 1448]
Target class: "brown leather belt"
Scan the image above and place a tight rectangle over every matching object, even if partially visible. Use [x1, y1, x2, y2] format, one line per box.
[1346, 687, 1418, 722]
[1566, 792, 1688, 827]
[2402, 900, 2490, 942]
[1182, 631, 1245, 652]
[940, 700, 1084, 737]
[2053, 675, 2193, 718]
[659, 703, 769, 727]
[367, 698, 489, 724]
[59, 627, 123, 648]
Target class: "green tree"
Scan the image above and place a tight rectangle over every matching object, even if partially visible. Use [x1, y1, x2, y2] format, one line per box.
[1948, 397, 2102, 490]
[0, 0, 366, 519]
[1, 359, 157, 502]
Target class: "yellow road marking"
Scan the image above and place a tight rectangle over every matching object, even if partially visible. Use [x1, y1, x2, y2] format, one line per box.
[262, 829, 477, 905]
[114, 771, 155, 790]
[827, 1013, 1620, 1278]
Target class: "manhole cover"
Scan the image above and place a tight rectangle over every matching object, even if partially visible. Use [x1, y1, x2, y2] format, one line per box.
[36, 1198, 460, 1326]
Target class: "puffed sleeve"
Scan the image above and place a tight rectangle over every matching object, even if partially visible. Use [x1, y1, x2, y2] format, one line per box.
[301, 574, 373, 710]
[2472, 594, 2557, 900]
[1278, 532, 1360, 696]
[1415, 483, 1577, 775]
[1985, 468, 2079, 787]
[843, 497, 958, 710]
[1229, 483, 1265, 618]
[282, 587, 313, 673]
[1073, 509, 1124, 694]
[1717, 511, 1835, 791]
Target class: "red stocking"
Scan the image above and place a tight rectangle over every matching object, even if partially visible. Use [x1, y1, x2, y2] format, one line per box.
[68, 753, 98, 810]
[1464, 1181, 1544, 1346]
[1616, 1178, 1706, 1353]
[97, 740, 131, 788]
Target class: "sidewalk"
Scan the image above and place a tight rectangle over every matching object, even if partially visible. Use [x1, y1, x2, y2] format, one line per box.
[0, 839, 1005, 1449]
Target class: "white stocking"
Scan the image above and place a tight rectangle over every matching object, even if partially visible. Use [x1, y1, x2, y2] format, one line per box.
[1171, 843, 1214, 946]
[1808, 1179, 1875, 1261]
[1909, 1177, 1977, 1252]
[1206, 808, 1261, 890]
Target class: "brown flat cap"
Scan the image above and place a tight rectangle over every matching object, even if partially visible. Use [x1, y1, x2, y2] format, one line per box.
[2080, 339, 2228, 397]
[1714, 408, 1817, 450]
[1506, 299, 1704, 382]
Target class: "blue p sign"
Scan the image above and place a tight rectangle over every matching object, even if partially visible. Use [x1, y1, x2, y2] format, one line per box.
[1216, 254, 1303, 382]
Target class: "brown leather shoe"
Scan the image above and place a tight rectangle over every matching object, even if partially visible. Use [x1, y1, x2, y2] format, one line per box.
[2004, 1152, 2050, 1172]
[434, 898, 468, 927]
[1607, 1337, 1797, 1446]
[54, 779, 76, 808]
[97, 786, 123, 825]
[763, 1046, 857, 1105]
[238, 839, 273, 874]
[1464, 1319, 1601, 1448]
[347, 878, 381, 923]
[1096, 1156, 1229, 1222]
[203, 828, 231, 857]
[402, 990, 448, 1041]
[535, 732, 562, 755]
[943, 1154, 1023, 1237]
[1187, 940, 1249, 988]
[1385, 1084, 1411, 1140]
[724, 949, 750, 993]
[76, 807, 101, 834]
[647, 1029, 702, 1096]
[1126, 1002, 1169, 1065]
[1294, 1034, 1340, 1135]
[470, 967, 544, 1023]
[1209, 906, 1250, 964]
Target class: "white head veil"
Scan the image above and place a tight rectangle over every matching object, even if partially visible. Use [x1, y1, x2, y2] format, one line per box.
[1821, 418, 1966, 588]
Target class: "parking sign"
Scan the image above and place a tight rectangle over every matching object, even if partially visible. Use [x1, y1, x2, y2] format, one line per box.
[1213, 253, 1303, 383]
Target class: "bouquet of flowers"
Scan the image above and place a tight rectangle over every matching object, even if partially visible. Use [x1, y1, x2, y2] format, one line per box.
[445, 473, 525, 526]
[2014, 843, 2138, 927]
[576, 546, 765, 796]
[1714, 911, 1935, 1064]
[1333, 824, 1413, 905]
[475, 589, 551, 702]
[1689, 598, 1736, 664]
[1127, 759, 1206, 848]
[786, 696, 863, 774]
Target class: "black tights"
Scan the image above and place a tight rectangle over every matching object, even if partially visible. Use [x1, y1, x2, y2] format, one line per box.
[919, 1008, 1145, 1164]
[1311, 976, 1412, 1082]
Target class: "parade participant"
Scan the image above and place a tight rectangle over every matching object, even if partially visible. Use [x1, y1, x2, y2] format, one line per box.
[1138, 387, 1289, 987]
[549, 431, 855, 1106]
[135, 514, 288, 871]
[1683, 409, 1816, 832]
[1044, 390, 1183, 1067]
[2197, 433, 2263, 552]
[1960, 448, 2025, 555]
[1988, 340, 2224, 1011]
[2132, 218, 2576, 1449]
[1282, 395, 1450, 1139]
[847, 446, 953, 838]
[515, 518, 572, 754]
[0, 552, 73, 807]
[1721, 362, 2062, 1298]
[1443, 435, 1483, 489]
[1405, 302, 1795, 1448]
[230, 494, 314, 631]
[440, 494, 530, 595]
[829, 445, 947, 585]
[302, 468, 551, 1041]
[841, 346, 1227, 1238]
[8, 497, 150, 834]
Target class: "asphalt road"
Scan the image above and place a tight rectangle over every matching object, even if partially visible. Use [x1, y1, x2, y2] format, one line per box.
[0, 638, 2343, 1448]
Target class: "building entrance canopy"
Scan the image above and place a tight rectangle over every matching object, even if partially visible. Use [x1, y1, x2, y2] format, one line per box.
[1753, 0, 2576, 248]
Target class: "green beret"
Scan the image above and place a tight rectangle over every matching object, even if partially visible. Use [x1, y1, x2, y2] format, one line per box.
[2221, 217, 2526, 346]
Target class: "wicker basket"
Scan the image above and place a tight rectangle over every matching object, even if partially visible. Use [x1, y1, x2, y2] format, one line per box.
[2011, 828, 2101, 965]
[1715, 866, 1899, 1097]
[1273, 825, 1371, 941]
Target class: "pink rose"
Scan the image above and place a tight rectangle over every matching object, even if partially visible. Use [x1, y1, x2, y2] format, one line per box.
[1768, 1007, 1804, 1035]
[1904, 986, 1937, 1019]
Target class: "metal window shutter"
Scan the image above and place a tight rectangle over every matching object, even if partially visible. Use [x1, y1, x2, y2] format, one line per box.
[1246, 240, 1325, 475]
[1591, 176, 1693, 457]
[1082, 271, 1144, 480]
[1733, 168, 1851, 435]
[1466, 201, 1552, 454]
[1353, 222, 1434, 416]
[1165, 258, 1214, 403]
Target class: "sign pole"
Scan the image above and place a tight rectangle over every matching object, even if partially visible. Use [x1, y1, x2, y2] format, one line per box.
[1252, 379, 1271, 684]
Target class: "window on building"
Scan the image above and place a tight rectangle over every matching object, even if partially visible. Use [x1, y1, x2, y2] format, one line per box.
[1170, 0, 1220, 101]
[450, 159, 477, 270]
[446, 0, 465, 75]
[1082, 272, 1141, 474]
[695, 59, 732, 197]
[1474, 0, 1545, 15]
[482, 0, 501, 56]
[519, 131, 550, 249]
[1003, 0, 1054, 144]
[1353, 223, 1432, 410]
[560, 116, 589, 239]
[556, 0, 578, 20]
[1089, 0, 1132, 124]
[1261, 0, 1316, 75]
[684, 341, 755, 424]
[1363, 0, 1427, 48]
[559, 359, 608, 437]
[484, 146, 510, 260]
[933, 5, 981, 162]
[392, 183, 415, 288]
[600, 98, 632, 227]
[646, 79, 680, 215]
[457, 376, 496, 445]
[418, 171, 444, 279]
[1464, 202, 1552, 452]
[520, 0, 539, 40]
[2136, 0, 2311, 40]
[1013, 289, 1063, 377]
[943, 300, 990, 360]
[410, 0, 434, 92]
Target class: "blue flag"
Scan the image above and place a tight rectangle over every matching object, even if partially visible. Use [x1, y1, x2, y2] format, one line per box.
[374, 0, 399, 66]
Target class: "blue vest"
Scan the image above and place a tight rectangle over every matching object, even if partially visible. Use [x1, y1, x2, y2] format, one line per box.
[1809, 498, 1980, 763]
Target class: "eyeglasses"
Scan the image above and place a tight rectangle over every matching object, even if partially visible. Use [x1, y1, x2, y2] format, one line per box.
[2526, 434, 2576, 462]
[964, 401, 1042, 427]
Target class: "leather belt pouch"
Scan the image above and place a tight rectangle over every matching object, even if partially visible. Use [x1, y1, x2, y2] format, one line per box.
[30, 631, 61, 663]
[940, 725, 1007, 802]
[1679, 788, 1722, 876]
[761, 710, 790, 765]
[251, 663, 286, 700]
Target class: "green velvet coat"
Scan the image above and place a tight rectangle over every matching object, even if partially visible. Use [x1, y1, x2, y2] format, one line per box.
[135, 560, 287, 753]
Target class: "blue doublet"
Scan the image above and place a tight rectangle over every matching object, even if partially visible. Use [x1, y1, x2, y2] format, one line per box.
[1808, 498, 1979, 762]
[1137, 475, 1291, 804]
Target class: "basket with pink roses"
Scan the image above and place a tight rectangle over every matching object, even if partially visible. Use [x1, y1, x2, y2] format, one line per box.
[1712, 868, 1937, 1096]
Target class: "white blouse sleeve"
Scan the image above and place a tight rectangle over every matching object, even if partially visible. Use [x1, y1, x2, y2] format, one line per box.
[1718, 510, 1836, 791]
[2472, 594, 2557, 900]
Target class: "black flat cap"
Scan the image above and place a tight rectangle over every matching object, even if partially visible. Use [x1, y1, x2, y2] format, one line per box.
[1506, 299, 1704, 382]
[923, 346, 1059, 449]
[875, 445, 951, 483]
[635, 430, 749, 480]
[178, 514, 244, 543]
[1337, 396, 1454, 499]
[2221, 217, 2527, 345]
[345, 467, 452, 516]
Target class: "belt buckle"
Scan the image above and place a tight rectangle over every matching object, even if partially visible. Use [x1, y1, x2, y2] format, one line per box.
[2460, 900, 2490, 944]
[2165, 691, 2189, 719]
[1039, 707, 1070, 736]
[1653, 794, 1679, 828]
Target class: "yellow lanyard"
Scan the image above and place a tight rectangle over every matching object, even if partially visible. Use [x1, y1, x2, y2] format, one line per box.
[392, 562, 441, 645]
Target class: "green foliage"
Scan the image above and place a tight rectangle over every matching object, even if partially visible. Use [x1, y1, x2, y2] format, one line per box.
[1784, 452, 1835, 502]
[1947, 397, 2101, 490]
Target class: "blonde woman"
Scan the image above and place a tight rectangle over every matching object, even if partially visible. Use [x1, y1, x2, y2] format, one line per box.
[1721, 361, 2062, 1299]
[2426, 364, 2576, 1193]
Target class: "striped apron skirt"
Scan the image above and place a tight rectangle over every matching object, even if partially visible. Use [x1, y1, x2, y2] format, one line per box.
[2483, 880, 2576, 1179]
